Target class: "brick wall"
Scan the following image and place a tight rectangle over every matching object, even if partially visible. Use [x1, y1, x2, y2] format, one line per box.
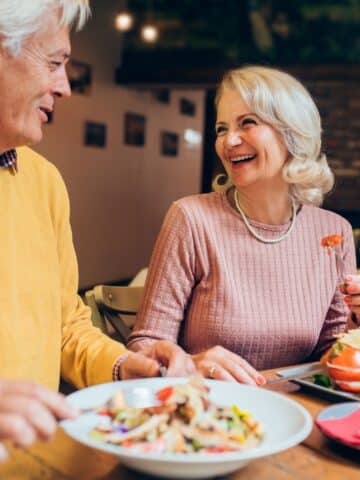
[290, 65, 360, 213]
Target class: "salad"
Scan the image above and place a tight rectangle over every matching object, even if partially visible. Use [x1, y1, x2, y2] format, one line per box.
[89, 377, 263, 454]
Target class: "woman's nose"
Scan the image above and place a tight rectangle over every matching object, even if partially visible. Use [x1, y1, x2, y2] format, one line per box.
[224, 130, 242, 148]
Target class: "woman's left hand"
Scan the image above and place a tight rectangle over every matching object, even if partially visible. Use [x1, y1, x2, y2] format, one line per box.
[192, 345, 266, 385]
[340, 274, 360, 324]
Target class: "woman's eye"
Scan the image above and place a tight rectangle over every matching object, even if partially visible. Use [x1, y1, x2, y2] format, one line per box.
[241, 117, 257, 127]
[215, 126, 227, 135]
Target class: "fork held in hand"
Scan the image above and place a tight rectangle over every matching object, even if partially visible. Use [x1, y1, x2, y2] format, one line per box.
[333, 248, 345, 282]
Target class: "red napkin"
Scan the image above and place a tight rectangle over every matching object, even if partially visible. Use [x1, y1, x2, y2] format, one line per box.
[316, 408, 360, 446]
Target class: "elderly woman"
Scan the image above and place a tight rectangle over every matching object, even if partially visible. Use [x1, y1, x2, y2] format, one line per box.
[0, 0, 193, 460]
[128, 65, 358, 384]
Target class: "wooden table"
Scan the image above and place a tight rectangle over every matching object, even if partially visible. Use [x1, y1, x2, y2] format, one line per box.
[0, 369, 359, 480]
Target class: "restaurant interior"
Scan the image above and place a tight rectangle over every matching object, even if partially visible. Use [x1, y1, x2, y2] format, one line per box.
[34, 0, 360, 291]
[1, 1, 360, 478]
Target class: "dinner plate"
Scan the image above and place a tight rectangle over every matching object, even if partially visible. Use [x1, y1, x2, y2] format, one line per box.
[316, 402, 360, 450]
[277, 364, 360, 402]
[61, 378, 312, 479]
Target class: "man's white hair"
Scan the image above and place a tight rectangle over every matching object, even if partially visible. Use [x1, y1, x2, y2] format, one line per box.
[0, 0, 91, 56]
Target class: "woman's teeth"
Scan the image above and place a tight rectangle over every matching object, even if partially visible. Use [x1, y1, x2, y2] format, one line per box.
[231, 154, 256, 164]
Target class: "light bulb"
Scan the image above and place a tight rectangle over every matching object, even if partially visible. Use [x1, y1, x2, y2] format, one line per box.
[141, 24, 159, 43]
[115, 12, 133, 31]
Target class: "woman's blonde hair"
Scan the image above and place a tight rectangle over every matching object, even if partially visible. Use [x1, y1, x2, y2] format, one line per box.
[213, 65, 334, 206]
[0, 0, 91, 56]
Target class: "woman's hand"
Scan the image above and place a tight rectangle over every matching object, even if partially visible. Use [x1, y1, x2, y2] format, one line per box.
[192, 345, 266, 385]
[0, 380, 78, 462]
[341, 274, 360, 324]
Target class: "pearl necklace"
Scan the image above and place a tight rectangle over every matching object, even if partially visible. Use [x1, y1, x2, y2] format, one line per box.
[233, 189, 297, 244]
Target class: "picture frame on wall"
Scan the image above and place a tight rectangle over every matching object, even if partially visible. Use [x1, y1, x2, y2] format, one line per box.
[180, 97, 196, 116]
[161, 131, 178, 157]
[124, 113, 146, 146]
[67, 60, 92, 95]
[153, 89, 170, 104]
[84, 121, 107, 148]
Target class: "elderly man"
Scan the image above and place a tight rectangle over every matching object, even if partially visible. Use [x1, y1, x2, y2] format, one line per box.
[0, 0, 193, 460]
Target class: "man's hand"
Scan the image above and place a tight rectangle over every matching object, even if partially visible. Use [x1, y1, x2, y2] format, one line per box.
[120, 341, 195, 379]
[0, 380, 78, 462]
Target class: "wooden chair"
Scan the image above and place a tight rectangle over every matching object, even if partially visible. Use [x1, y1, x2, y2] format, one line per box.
[85, 268, 147, 342]
[85, 284, 144, 342]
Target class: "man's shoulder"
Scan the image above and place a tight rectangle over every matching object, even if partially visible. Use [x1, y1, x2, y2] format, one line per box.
[16, 147, 62, 182]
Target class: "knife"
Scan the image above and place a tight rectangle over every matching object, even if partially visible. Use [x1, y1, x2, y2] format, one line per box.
[263, 365, 327, 389]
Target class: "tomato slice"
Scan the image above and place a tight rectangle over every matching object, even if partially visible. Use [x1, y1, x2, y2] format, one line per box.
[322, 343, 360, 386]
[333, 380, 360, 393]
[206, 446, 229, 453]
[156, 386, 174, 403]
[96, 409, 112, 416]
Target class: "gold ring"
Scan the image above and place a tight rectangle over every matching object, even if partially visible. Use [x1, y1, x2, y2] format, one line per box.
[208, 365, 217, 378]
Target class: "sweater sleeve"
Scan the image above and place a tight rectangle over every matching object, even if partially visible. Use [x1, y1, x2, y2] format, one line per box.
[310, 219, 357, 358]
[128, 202, 196, 349]
[48, 164, 127, 388]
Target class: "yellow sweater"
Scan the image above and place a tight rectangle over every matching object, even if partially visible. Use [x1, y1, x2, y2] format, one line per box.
[0, 147, 127, 390]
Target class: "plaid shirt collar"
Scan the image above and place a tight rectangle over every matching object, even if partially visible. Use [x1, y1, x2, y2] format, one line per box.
[0, 149, 17, 171]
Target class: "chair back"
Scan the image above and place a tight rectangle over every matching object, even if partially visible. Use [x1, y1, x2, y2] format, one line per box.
[84, 269, 148, 342]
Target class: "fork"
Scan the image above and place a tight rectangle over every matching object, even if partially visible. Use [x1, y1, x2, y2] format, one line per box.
[79, 387, 160, 414]
[333, 247, 346, 282]
[78, 366, 167, 414]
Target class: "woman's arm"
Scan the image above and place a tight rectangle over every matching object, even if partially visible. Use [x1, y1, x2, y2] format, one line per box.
[311, 220, 357, 358]
[128, 202, 197, 350]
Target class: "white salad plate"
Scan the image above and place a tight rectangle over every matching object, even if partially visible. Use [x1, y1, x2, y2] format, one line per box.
[61, 377, 313, 479]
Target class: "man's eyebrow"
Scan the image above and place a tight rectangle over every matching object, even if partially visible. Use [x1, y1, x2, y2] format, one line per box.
[49, 49, 71, 59]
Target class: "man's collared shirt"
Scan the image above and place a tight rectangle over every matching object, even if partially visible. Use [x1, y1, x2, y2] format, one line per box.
[0, 149, 17, 170]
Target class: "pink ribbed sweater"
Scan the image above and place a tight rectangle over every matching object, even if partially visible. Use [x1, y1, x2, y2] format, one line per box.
[128, 191, 357, 369]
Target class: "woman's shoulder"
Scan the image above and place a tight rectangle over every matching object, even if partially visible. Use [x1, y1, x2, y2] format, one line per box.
[166, 191, 227, 228]
[173, 191, 225, 212]
[301, 204, 353, 230]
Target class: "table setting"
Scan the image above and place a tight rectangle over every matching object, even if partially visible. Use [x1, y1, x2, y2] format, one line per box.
[1, 363, 359, 480]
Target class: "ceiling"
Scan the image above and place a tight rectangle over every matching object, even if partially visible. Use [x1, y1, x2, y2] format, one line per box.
[116, 0, 360, 87]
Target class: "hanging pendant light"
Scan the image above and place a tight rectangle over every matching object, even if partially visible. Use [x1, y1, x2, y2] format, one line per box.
[115, 11, 134, 31]
[141, 0, 159, 43]
[141, 24, 159, 43]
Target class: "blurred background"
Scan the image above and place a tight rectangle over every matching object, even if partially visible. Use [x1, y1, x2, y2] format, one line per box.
[35, 0, 360, 288]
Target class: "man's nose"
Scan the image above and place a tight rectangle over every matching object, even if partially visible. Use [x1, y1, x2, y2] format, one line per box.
[54, 67, 71, 98]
